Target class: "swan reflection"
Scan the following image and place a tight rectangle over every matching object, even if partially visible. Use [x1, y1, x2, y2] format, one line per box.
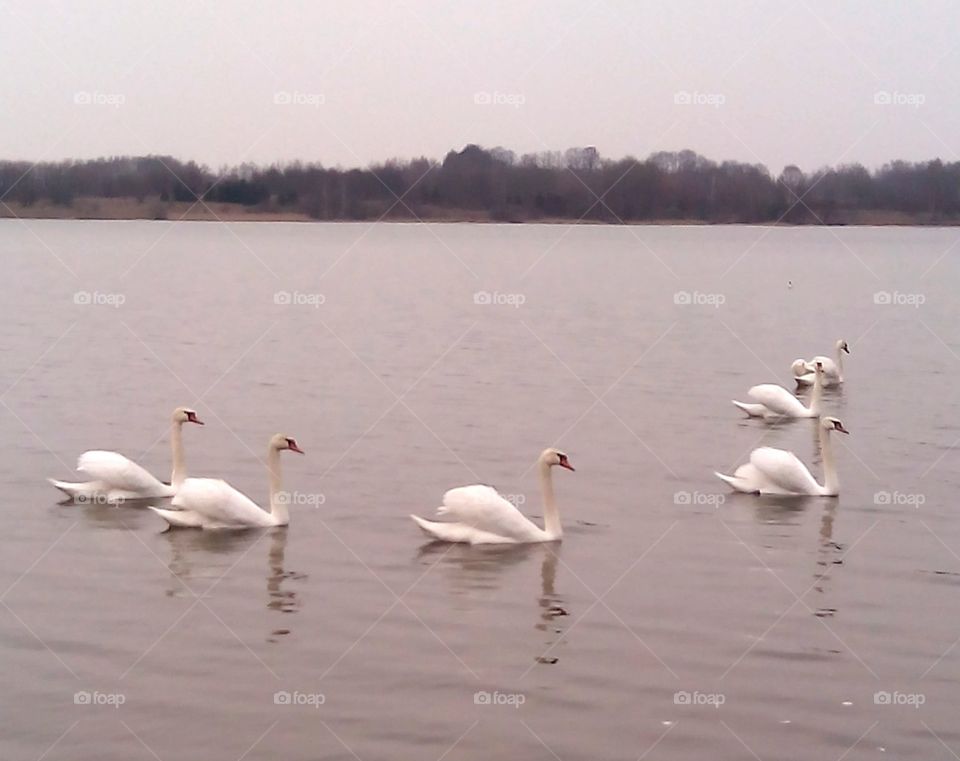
[161, 528, 302, 640]
[415, 542, 568, 661]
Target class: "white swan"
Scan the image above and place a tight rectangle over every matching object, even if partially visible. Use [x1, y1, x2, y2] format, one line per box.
[792, 339, 849, 386]
[48, 407, 203, 503]
[714, 416, 849, 496]
[733, 362, 824, 419]
[148, 434, 304, 529]
[410, 448, 575, 545]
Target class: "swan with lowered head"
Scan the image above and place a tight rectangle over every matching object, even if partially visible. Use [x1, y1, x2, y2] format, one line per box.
[715, 416, 849, 496]
[410, 448, 575, 544]
[148, 434, 304, 529]
[733, 361, 824, 419]
[793, 339, 849, 386]
[48, 407, 203, 503]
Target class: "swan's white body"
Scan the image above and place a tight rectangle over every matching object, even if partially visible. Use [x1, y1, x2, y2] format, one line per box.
[715, 417, 848, 496]
[48, 407, 202, 503]
[793, 340, 849, 386]
[410, 449, 574, 545]
[149, 434, 303, 529]
[733, 363, 823, 419]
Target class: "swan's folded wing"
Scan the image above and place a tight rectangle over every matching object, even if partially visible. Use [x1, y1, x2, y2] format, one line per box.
[77, 450, 164, 492]
[438, 485, 537, 538]
[747, 384, 803, 416]
[749, 447, 820, 494]
[172, 478, 268, 526]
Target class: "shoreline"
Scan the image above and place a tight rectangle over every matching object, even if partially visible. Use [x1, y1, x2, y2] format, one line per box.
[2, 199, 958, 227]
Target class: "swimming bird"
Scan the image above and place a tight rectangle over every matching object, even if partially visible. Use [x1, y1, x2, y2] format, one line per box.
[410, 448, 575, 545]
[48, 407, 203, 503]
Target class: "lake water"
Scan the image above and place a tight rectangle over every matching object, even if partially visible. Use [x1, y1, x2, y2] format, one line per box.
[2, 220, 959, 760]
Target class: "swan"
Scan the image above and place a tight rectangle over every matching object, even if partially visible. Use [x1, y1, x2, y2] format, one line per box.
[792, 339, 849, 386]
[410, 448, 575, 545]
[148, 434, 304, 529]
[714, 416, 849, 496]
[48, 407, 204, 503]
[733, 361, 824, 419]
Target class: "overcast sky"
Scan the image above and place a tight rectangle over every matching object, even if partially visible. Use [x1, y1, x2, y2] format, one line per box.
[2, 0, 957, 173]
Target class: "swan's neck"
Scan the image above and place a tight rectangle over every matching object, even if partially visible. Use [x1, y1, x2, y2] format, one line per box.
[267, 447, 289, 525]
[170, 422, 186, 488]
[820, 426, 839, 496]
[809, 369, 823, 416]
[836, 345, 845, 381]
[539, 462, 562, 540]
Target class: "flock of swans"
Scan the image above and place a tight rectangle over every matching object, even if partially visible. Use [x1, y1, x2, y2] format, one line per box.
[716, 339, 851, 497]
[48, 340, 850, 542]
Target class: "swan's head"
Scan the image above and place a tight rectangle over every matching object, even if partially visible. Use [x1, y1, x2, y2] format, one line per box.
[791, 359, 808, 375]
[540, 448, 575, 471]
[820, 417, 849, 435]
[172, 407, 204, 426]
[837, 339, 850, 354]
[270, 433, 304, 454]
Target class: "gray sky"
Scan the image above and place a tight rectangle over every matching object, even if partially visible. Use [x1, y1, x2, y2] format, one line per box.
[2, 0, 958, 173]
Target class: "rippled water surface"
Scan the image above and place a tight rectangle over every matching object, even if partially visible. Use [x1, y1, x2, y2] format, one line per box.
[2, 220, 959, 760]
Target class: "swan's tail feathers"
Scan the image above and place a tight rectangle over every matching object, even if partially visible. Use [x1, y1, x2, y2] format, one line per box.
[410, 514, 454, 539]
[714, 471, 760, 494]
[48, 478, 100, 501]
[732, 401, 766, 417]
[148, 506, 204, 528]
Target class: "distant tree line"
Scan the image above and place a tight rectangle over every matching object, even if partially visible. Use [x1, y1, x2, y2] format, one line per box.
[2, 145, 959, 223]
